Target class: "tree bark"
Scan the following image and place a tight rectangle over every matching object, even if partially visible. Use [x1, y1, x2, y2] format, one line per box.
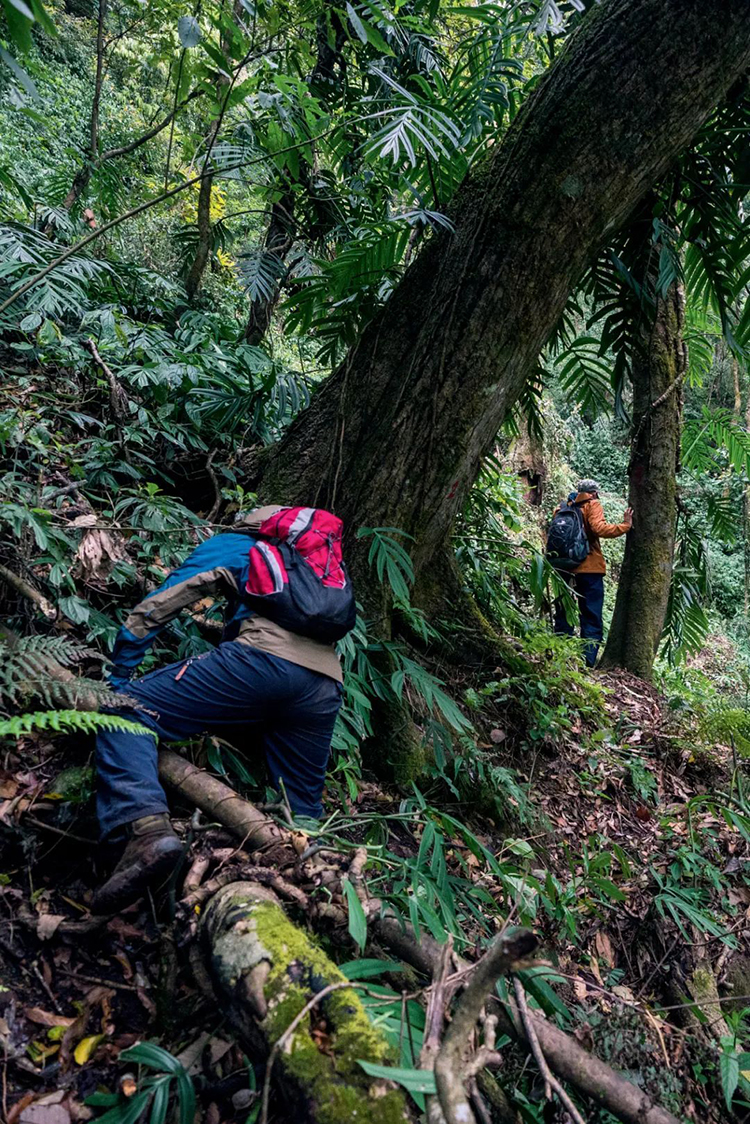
[600, 280, 686, 678]
[508, 430, 546, 506]
[251, 0, 750, 591]
[58, 0, 107, 214]
[185, 146, 217, 302]
[243, 188, 296, 344]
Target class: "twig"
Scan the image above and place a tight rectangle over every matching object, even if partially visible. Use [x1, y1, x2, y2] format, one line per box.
[25, 815, 95, 845]
[421, 937, 455, 1124]
[259, 981, 374, 1124]
[0, 564, 56, 619]
[205, 450, 222, 522]
[82, 338, 132, 464]
[181, 864, 308, 912]
[434, 927, 537, 1124]
[183, 855, 211, 896]
[512, 977, 585, 1124]
[57, 969, 136, 992]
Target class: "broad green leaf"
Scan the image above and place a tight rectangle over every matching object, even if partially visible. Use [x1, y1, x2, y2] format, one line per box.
[721, 1047, 739, 1111]
[357, 1059, 436, 1094]
[339, 958, 400, 979]
[342, 877, 368, 950]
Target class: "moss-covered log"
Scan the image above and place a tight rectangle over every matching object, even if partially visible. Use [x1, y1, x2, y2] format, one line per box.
[201, 881, 409, 1124]
[600, 277, 685, 678]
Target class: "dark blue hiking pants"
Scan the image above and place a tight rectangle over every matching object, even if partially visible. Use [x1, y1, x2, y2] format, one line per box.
[96, 642, 342, 839]
[553, 573, 605, 668]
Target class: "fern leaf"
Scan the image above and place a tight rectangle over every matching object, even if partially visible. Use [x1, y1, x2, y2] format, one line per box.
[0, 710, 150, 738]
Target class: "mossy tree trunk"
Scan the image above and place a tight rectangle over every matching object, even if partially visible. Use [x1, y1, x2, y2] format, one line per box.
[600, 279, 686, 679]
[253, 0, 750, 599]
[200, 881, 409, 1124]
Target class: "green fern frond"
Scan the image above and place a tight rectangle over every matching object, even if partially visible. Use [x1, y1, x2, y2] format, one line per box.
[0, 634, 123, 711]
[700, 706, 750, 757]
[0, 710, 150, 738]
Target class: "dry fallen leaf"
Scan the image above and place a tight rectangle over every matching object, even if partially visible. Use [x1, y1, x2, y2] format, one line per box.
[0, 773, 19, 799]
[19, 1090, 70, 1124]
[36, 915, 64, 941]
[25, 1008, 76, 1029]
[594, 931, 615, 969]
[573, 977, 588, 1003]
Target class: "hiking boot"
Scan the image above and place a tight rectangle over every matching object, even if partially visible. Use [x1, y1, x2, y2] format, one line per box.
[91, 814, 183, 914]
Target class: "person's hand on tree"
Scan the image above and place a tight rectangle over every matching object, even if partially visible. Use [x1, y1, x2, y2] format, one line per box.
[622, 507, 634, 529]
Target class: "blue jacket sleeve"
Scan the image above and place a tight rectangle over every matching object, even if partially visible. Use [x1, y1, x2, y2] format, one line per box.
[110, 534, 252, 676]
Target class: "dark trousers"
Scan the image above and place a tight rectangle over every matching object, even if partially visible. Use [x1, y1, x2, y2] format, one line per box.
[96, 642, 342, 839]
[553, 573, 605, 668]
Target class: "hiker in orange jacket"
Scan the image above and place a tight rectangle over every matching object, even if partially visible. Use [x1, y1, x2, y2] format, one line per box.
[553, 479, 633, 666]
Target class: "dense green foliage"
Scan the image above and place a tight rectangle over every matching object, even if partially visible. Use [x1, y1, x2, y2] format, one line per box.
[2, 2, 750, 1122]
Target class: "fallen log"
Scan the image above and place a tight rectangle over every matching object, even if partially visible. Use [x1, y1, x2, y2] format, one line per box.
[200, 880, 410, 1124]
[158, 749, 296, 864]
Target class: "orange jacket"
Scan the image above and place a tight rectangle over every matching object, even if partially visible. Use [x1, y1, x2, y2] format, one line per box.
[569, 492, 630, 574]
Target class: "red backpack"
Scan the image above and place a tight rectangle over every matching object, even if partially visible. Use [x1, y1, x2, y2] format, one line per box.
[245, 507, 357, 643]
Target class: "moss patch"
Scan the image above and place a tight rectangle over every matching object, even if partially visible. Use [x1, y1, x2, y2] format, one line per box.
[250, 900, 407, 1124]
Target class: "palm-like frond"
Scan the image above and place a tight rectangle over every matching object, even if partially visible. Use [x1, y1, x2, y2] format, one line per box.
[237, 248, 286, 303]
[552, 335, 613, 416]
[0, 222, 113, 324]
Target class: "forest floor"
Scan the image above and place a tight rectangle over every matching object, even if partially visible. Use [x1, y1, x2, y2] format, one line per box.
[0, 666, 747, 1124]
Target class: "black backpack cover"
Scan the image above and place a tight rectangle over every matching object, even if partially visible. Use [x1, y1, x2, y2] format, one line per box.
[545, 494, 591, 572]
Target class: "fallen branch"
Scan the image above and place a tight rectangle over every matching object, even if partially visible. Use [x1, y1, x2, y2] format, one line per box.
[164, 773, 682, 1124]
[200, 881, 409, 1124]
[421, 938, 455, 1124]
[512, 976, 585, 1124]
[259, 979, 375, 1124]
[0, 564, 56, 619]
[157, 750, 296, 864]
[435, 927, 538, 1124]
[5, 641, 688, 1124]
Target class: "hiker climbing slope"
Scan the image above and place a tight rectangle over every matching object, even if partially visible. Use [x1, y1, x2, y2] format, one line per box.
[92, 505, 355, 913]
[548, 479, 632, 667]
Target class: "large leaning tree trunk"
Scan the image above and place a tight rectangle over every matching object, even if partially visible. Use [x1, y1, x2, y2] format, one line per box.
[251, 0, 750, 603]
[600, 278, 686, 679]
